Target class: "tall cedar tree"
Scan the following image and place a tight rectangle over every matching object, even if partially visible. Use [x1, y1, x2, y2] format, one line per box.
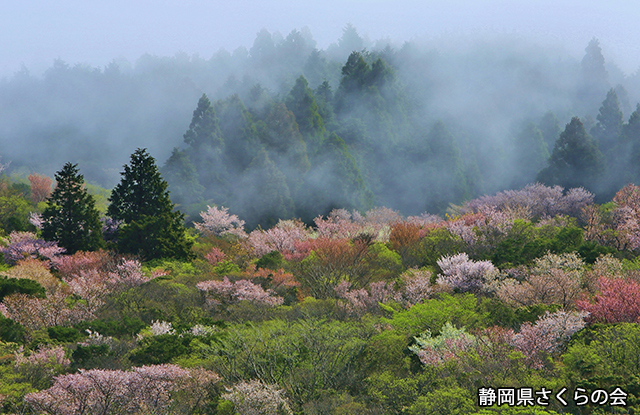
[108, 148, 193, 260]
[591, 88, 623, 155]
[537, 117, 605, 192]
[42, 163, 104, 254]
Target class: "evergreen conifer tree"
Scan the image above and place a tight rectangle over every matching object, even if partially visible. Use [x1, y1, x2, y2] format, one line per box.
[108, 148, 193, 260]
[537, 117, 605, 192]
[286, 76, 325, 138]
[182, 94, 226, 200]
[42, 163, 103, 254]
[591, 89, 623, 153]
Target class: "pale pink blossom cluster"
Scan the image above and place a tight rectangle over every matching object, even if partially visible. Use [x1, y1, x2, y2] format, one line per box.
[610, 184, 640, 251]
[313, 208, 404, 242]
[51, 251, 108, 279]
[247, 219, 311, 258]
[401, 268, 434, 306]
[496, 252, 584, 308]
[405, 212, 442, 227]
[334, 281, 401, 316]
[197, 277, 284, 307]
[513, 310, 588, 368]
[409, 322, 476, 367]
[463, 183, 594, 219]
[14, 345, 70, 369]
[0, 231, 65, 266]
[14, 345, 71, 388]
[111, 259, 148, 288]
[445, 215, 483, 245]
[411, 311, 587, 369]
[25, 364, 220, 415]
[29, 211, 44, 230]
[61, 259, 147, 313]
[436, 253, 496, 292]
[314, 209, 363, 239]
[577, 276, 640, 323]
[148, 320, 176, 336]
[222, 379, 293, 415]
[205, 246, 226, 265]
[194, 204, 247, 238]
[2, 289, 92, 331]
[79, 330, 114, 348]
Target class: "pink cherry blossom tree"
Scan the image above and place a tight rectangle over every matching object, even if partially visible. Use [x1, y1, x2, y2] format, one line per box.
[194, 204, 247, 238]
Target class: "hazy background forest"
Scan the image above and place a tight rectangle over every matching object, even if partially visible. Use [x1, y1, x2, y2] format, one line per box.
[3, 11, 640, 229]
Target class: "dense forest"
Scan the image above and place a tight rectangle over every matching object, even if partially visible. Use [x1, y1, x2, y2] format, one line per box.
[1, 26, 640, 414]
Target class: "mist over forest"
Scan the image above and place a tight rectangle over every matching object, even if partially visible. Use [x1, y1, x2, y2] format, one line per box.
[2, 25, 640, 228]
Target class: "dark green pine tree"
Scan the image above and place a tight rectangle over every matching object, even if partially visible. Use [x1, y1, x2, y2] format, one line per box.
[314, 80, 335, 129]
[257, 102, 310, 192]
[285, 76, 325, 149]
[182, 94, 226, 199]
[183, 94, 224, 151]
[591, 89, 624, 154]
[215, 94, 263, 175]
[577, 38, 609, 115]
[108, 148, 193, 260]
[624, 104, 640, 184]
[338, 51, 370, 95]
[42, 163, 104, 254]
[537, 117, 605, 192]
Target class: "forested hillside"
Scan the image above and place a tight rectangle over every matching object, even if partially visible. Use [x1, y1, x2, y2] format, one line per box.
[2, 26, 640, 414]
[3, 27, 640, 227]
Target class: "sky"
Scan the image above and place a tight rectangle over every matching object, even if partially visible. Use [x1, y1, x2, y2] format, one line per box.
[2, 0, 640, 78]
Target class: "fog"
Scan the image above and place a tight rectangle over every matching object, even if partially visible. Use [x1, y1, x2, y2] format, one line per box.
[3, 1, 640, 77]
[2, 1, 640, 227]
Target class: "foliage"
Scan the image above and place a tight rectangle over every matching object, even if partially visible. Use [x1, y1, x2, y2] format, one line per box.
[2, 258, 60, 293]
[200, 318, 373, 406]
[407, 386, 475, 415]
[382, 293, 488, 337]
[563, 323, 640, 410]
[129, 333, 193, 365]
[0, 274, 45, 301]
